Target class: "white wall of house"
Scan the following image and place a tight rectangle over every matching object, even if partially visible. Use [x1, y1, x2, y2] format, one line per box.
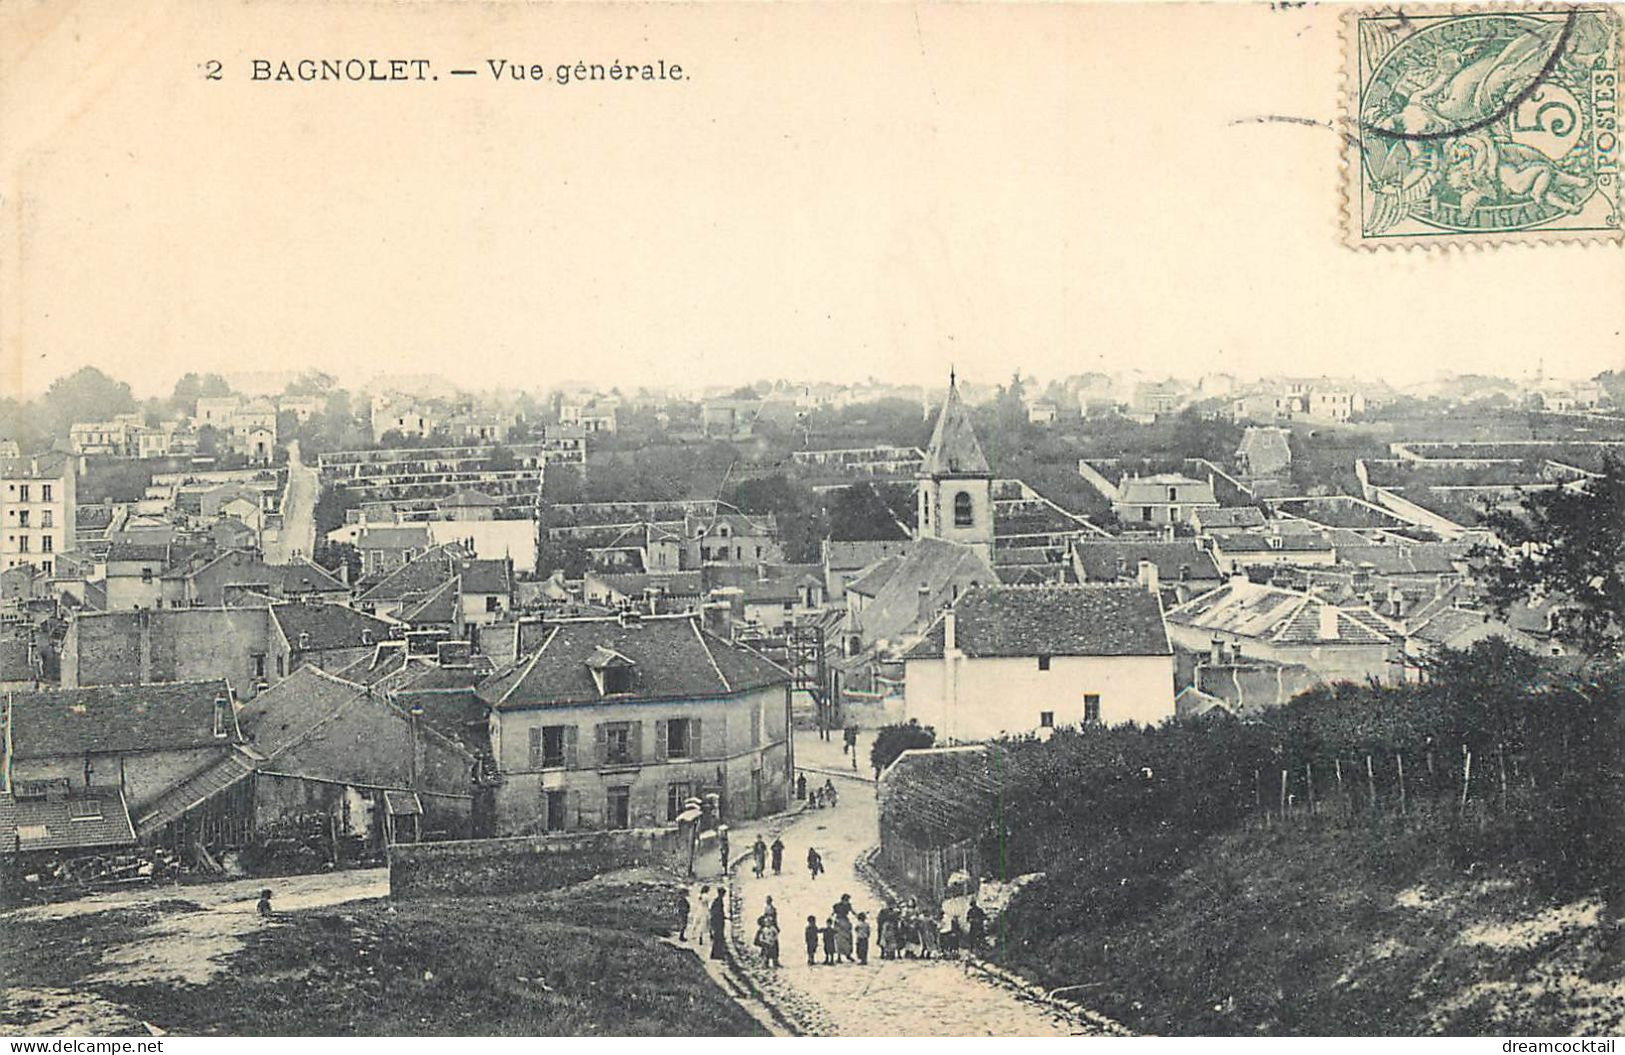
[426, 519, 537, 573]
[903, 652, 1175, 741]
[1166, 623, 1396, 685]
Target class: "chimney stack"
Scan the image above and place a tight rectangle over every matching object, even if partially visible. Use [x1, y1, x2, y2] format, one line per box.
[916, 584, 932, 627]
[944, 610, 957, 653]
[1319, 603, 1340, 640]
[1138, 559, 1159, 595]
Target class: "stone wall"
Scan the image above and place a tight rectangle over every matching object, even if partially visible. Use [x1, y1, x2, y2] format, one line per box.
[388, 826, 686, 899]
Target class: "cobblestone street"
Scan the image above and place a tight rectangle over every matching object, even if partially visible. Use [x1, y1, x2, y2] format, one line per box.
[721, 734, 1089, 1036]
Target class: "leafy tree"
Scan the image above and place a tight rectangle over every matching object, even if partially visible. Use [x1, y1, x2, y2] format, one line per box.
[729, 473, 825, 562]
[169, 372, 230, 415]
[826, 483, 911, 541]
[1475, 456, 1625, 656]
[312, 540, 361, 584]
[0, 397, 46, 453]
[870, 720, 937, 774]
[41, 367, 135, 433]
[314, 485, 360, 536]
[543, 462, 586, 505]
[284, 370, 336, 396]
[487, 444, 518, 472]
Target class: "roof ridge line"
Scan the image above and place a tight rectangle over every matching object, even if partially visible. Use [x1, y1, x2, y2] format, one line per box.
[499, 626, 557, 705]
[258, 679, 367, 764]
[692, 618, 732, 694]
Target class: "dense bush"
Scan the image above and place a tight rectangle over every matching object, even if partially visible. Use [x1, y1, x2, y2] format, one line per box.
[989, 642, 1625, 960]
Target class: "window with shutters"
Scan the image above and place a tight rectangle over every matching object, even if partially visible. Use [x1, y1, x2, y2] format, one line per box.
[1084, 694, 1102, 725]
[531, 725, 568, 769]
[603, 721, 635, 765]
[667, 782, 692, 821]
[665, 718, 693, 759]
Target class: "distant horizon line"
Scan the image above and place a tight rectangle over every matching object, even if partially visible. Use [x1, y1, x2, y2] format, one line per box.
[6, 361, 1600, 404]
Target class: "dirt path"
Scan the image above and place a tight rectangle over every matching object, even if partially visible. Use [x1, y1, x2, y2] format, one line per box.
[3, 869, 387, 1035]
[722, 736, 1098, 1036]
[265, 438, 318, 564]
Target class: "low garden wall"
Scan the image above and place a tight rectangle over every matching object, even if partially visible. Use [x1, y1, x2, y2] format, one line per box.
[388, 826, 686, 899]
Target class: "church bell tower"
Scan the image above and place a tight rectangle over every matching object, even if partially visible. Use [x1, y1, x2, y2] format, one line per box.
[917, 370, 994, 562]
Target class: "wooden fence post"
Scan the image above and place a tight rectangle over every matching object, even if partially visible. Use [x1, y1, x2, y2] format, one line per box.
[1460, 748, 1473, 809]
[1279, 769, 1288, 822]
[1365, 755, 1376, 814]
[1498, 743, 1509, 812]
[1335, 759, 1345, 820]
[1396, 753, 1406, 817]
[1305, 762, 1315, 817]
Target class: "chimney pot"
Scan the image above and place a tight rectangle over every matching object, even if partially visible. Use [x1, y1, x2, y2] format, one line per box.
[1138, 559, 1160, 595]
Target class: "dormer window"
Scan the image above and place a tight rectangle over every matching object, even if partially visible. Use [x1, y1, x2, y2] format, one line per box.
[361, 629, 373, 645]
[587, 645, 637, 696]
[298, 631, 311, 649]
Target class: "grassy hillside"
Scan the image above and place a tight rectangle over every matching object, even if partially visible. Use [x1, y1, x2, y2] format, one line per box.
[2, 876, 766, 1037]
[964, 643, 1625, 1036]
[992, 820, 1625, 1036]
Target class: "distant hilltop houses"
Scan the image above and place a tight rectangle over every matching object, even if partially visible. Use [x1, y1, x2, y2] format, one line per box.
[0, 362, 1617, 890]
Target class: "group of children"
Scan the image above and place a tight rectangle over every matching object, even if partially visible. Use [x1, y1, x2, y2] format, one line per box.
[794, 772, 841, 810]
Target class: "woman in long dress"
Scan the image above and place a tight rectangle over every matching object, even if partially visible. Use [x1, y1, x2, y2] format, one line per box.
[709, 888, 728, 960]
[833, 904, 855, 962]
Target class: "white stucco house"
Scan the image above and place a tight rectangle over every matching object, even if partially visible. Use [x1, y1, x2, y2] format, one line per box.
[900, 583, 1175, 741]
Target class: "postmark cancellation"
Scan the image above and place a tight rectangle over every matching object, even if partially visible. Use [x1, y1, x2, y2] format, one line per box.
[1344, 5, 1623, 247]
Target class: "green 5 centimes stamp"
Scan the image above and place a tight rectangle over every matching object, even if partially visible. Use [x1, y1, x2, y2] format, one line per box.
[1344, 6, 1622, 247]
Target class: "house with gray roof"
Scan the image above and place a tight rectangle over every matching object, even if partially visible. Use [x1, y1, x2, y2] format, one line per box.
[1165, 578, 1400, 686]
[1111, 473, 1219, 528]
[479, 611, 791, 834]
[900, 584, 1174, 740]
[1, 680, 240, 820]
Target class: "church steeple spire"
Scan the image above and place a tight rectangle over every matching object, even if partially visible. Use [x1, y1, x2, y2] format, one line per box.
[922, 371, 990, 478]
[916, 370, 994, 561]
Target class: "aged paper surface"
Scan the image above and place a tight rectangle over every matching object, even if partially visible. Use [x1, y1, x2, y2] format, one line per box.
[2, 0, 1623, 1042]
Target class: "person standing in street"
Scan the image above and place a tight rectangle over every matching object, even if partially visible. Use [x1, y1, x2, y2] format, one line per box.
[770, 836, 785, 875]
[821, 914, 837, 965]
[755, 913, 781, 969]
[806, 846, 824, 879]
[675, 885, 691, 942]
[718, 829, 731, 874]
[804, 916, 819, 965]
[751, 835, 767, 878]
[709, 887, 728, 961]
[833, 902, 854, 962]
[694, 885, 711, 945]
[967, 897, 988, 953]
[855, 912, 872, 965]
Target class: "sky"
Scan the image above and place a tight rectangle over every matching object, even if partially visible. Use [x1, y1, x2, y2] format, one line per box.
[1, 0, 1621, 400]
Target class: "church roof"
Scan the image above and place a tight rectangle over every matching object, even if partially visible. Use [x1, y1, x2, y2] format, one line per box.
[921, 376, 990, 478]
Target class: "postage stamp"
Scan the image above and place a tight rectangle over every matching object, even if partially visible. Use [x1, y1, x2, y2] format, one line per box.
[1343, 5, 1623, 247]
